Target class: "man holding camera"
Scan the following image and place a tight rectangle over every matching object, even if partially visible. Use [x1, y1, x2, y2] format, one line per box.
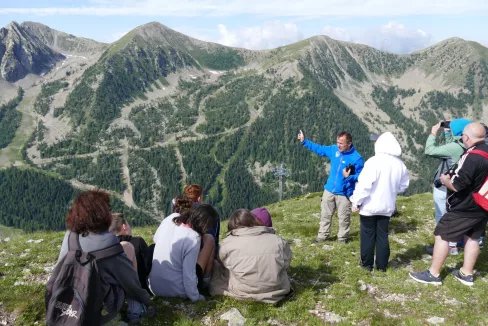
[410, 122, 488, 286]
[424, 118, 471, 255]
[298, 130, 364, 244]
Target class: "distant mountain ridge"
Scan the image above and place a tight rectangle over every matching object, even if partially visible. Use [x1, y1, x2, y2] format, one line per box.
[21, 21, 108, 54]
[1, 20, 488, 231]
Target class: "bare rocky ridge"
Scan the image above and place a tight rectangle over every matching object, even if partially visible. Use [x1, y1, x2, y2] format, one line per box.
[21, 21, 108, 55]
[0, 21, 64, 82]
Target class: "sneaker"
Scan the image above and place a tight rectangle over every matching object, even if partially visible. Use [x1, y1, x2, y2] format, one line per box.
[479, 238, 484, 249]
[425, 245, 434, 255]
[449, 246, 459, 255]
[409, 270, 442, 285]
[452, 269, 474, 287]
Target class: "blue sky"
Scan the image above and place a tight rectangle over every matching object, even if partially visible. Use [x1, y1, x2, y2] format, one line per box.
[1, 0, 488, 53]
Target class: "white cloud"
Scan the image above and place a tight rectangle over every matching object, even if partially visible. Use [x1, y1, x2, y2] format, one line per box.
[322, 21, 432, 54]
[1, 0, 488, 17]
[217, 21, 304, 50]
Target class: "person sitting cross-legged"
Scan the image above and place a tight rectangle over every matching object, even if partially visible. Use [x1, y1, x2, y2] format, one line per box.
[209, 209, 293, 304]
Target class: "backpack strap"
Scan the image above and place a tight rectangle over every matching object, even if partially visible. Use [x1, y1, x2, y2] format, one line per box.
[67, 232, 81, 251]
[470, 149, 488, 160]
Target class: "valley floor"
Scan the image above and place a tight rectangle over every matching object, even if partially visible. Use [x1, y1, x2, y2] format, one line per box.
[1, 193, 487, 325]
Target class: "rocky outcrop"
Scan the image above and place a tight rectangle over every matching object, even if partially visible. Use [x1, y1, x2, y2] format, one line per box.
[0, 21, 64, 82]
[21, 21, 107, 54]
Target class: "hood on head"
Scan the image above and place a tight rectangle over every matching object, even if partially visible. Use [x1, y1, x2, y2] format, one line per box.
[450, 118, 471, 136]
[374, 132, 402, 156]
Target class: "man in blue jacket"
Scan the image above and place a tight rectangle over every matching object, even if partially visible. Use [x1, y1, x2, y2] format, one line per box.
[298, 130, 364, 243]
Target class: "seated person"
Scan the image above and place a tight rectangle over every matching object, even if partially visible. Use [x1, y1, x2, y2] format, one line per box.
[154, 195, 194, 244]
[209, 209, 292, 304]
[184, 184, 221, 256]
[110, 213, 152, 293]
[251, 207, 273, 227]
[52, 190, 154, 325]
[148, 204, 218, 301]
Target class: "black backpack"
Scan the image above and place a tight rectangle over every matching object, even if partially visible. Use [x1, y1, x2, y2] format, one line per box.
[45, 232, 124, 326]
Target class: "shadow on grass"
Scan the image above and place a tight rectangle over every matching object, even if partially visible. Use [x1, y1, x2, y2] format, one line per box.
[390, 244, 428, 269]
[389, 218, 419, 234]
[288, 263, 340, 294]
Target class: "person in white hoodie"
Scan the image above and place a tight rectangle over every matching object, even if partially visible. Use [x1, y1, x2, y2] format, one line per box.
[350, 132, 409, 272]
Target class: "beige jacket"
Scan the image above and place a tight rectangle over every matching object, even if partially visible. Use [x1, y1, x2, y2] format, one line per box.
[209, 226, 292, 304]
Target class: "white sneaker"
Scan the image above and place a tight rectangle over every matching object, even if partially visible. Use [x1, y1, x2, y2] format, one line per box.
[449, 246, 459, 255]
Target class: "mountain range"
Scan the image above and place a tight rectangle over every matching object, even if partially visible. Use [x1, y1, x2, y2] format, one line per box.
[1, 20, 487, 231]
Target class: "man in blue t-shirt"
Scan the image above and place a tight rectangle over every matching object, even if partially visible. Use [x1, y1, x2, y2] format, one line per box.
[298, 130, 364, 243]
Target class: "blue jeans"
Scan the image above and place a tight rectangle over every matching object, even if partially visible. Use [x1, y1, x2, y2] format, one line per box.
[433, 186, 458, 247]
[433, 186, 447, 224]
[127, 299, 145, 320]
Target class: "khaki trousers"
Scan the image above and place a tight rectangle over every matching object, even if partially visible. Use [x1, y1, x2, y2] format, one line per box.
[318, 189, 352, 241]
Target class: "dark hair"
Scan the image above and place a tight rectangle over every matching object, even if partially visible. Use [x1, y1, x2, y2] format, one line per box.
[109, 213, 126, 234]
[183, 184, 203, 203]
[228, 209, 263, 232]
[66, 190, 112, 236]
[173, 195, 193, 213]
[337, 131, 352, 143]
[173, 204, 217, 235]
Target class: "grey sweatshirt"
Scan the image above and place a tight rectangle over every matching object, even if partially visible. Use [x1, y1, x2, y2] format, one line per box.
[148, 214, 203, 301]
[56, 231, 151, 309]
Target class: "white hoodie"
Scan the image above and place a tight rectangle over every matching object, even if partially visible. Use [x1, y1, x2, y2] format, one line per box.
[351, 132, 410, 216]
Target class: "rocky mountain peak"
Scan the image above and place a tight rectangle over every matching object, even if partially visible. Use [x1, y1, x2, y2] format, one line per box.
[0, 21, 64, 82]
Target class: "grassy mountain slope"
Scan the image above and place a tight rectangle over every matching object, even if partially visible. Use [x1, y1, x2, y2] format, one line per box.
[1, 192, 488, 325]
[1, 21, 488, 230]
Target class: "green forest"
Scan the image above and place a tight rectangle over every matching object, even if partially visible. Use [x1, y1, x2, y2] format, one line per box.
[4, 35, 487, 232]
[0, 167, 156, 232]
[0, 87, 24, 149]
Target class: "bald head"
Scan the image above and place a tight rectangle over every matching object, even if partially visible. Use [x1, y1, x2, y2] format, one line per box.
[462, 122, 487, 147]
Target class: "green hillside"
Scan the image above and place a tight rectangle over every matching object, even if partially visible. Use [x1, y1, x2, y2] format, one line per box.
[2, 21, 488, 232]
[1, 192, 487, 325]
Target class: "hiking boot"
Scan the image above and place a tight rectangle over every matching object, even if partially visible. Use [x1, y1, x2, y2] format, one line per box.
[425, 245, 434, 255]
[361, 265, 373, 272]
[312, 238, 327, 244]
[338, 239, 347, 244]
[452, 269, 474, 287]
[409, 270, 442, 285]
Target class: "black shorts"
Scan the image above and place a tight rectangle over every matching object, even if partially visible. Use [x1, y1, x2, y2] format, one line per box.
[434, 212, 488, 242]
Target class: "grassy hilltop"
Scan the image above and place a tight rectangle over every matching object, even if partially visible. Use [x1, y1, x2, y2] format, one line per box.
[1, 192, 487, 325]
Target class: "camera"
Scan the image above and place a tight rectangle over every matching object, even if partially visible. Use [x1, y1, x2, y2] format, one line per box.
[440, 120, 451, 128]
[346, 164, 355, 175]
[433, 179, 443, 188]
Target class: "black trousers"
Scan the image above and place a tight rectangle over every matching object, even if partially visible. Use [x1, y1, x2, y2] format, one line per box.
[360, 215, 390, 271]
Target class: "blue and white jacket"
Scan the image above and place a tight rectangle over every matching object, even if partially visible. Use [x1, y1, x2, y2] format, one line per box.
[302, 139, 364, 198]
